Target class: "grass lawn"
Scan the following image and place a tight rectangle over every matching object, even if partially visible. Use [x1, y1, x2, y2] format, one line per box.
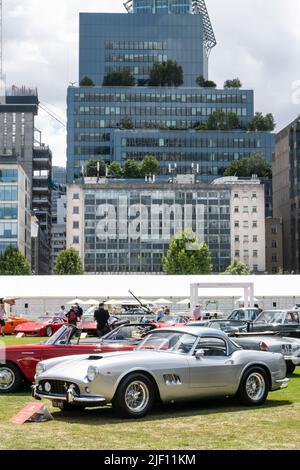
[0, 336, 299, 450]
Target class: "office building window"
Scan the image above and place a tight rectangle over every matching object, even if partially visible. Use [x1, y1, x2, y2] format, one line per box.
[271, 225, 278, 234]
[73, 236, 80, 244]
[73, 221, 80, 229]
[73, 207, 80, 215]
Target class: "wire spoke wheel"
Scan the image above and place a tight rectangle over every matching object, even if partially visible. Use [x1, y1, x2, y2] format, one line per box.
[245, 372, 266, 401]
[125, 380, 150, 413]
[0, 367, 16, 391]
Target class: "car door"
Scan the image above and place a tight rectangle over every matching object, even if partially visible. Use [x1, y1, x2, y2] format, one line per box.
[187, 336, 239, 397]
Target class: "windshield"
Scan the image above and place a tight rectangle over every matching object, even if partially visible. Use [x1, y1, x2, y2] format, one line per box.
[158, 316, 186, 324]
[255, 311, 285, 324]
[37, 316, 54, 322]
[137, 332, 197, 354]
[45, 324, 76, 345]
[207, 320, 248, 331]
[103, 325, 154, 341]
[81, 315, 95, 323]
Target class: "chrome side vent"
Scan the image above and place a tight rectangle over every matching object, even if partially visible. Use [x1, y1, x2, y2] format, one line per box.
[164, 374, 182, 386]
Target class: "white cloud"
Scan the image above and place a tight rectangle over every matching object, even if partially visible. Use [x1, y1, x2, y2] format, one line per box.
[3, 0, 300, 166]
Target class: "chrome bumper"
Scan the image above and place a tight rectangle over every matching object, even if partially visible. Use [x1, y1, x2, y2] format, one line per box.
[274, 377, 290, 390]
[284, 355, 300, 364]
[32, 384, 107, 405]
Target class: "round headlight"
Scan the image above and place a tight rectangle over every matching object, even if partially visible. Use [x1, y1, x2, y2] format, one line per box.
[87, 365, 98, 382]
[36, 363, 46, 377]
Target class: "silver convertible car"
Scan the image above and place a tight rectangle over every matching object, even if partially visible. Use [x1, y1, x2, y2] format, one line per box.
[33, 327, 289, 419]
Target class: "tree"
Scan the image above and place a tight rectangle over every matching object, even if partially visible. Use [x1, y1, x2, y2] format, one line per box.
[196, 75, 217, 88]
[54, 248, 83, 275]
[120, 118, 134, 129]
[207, 110, 240, 130]
[0, 247, 31, 275]
[193, 122, 208, 131]
[124, 159, 141, 178]
[223, 153, 272, 178]
[148, 60, 183, 87]
[223, 260, 252, 275]
[140, 155, 159, 176]
[163, 231, 213, 275]
[79, 76, 95, 86]
[86, 159, 107, 177]
[224, 78, 242, 88]
[108, 162, 123, 177]
[247, 112, 275, 131]
[102, 70, 135, 86]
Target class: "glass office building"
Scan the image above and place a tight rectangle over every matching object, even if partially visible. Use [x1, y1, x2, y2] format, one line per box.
[68, 182, 231, 273]
[68, 1, 275, 185]
[0, 156, 31, 262]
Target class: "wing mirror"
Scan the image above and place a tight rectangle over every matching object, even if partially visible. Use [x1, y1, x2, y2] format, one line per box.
[195, 349, 205, 359]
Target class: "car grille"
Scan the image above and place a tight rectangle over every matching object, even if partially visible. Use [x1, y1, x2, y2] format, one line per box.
[38, 380, 80, 396]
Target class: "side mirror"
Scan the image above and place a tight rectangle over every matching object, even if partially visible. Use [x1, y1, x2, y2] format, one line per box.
[195, 349, 205, 359]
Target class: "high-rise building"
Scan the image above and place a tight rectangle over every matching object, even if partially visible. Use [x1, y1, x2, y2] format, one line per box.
[0, 155, 31, 262]
[51, 166, 67, 269]
[67, 1, 274, 185]
[0, 86, 53, 273]
[273, 117, 300, 273]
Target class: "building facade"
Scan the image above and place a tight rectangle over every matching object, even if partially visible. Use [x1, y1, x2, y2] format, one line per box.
[265, 217, 283, 274]
[213, 176, 266, 272]
[51, 166, 67, 269]
[0, 87, 53, 274]
[66, 177, 267, 274]
[0, 156, 31, 262]
[273, 117, 300, 273]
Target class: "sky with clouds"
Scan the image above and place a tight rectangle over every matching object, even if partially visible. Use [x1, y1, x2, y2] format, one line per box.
[3, 0, 300, 166]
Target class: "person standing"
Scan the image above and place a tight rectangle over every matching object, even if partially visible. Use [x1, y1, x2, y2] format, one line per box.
[58, 306, 67, 319]
[94, 303, 110, 338]
[192, 304, 203, 321]
[66, 306, 77, 326]
[156, 306, 165, 322]
[0, 299, 7, 336]
[74, 303, 83, 321]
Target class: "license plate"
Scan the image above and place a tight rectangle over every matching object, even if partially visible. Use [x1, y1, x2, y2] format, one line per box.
[52, 400, 65, 409]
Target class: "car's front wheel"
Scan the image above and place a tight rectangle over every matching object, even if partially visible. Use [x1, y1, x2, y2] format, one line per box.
[237, 367, 269, 406]
[45, 326, 53, 337]
[0, 363, 22, 393]
[113, 373, 155, 419]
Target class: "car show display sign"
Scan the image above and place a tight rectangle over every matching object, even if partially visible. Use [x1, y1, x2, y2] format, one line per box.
[10, 402, 53, 425]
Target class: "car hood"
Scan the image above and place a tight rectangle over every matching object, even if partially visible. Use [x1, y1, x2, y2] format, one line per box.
[235, 335, 300, 345]
[38, 350, 187, 381]
[15, 321, 48, 330]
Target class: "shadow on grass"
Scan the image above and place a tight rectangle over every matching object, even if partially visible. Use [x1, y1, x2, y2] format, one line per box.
[48, 396, 293, 426]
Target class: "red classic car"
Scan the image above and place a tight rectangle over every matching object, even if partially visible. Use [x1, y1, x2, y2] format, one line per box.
[0, 323, 154, 393]
[14, 316, 67, 337]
